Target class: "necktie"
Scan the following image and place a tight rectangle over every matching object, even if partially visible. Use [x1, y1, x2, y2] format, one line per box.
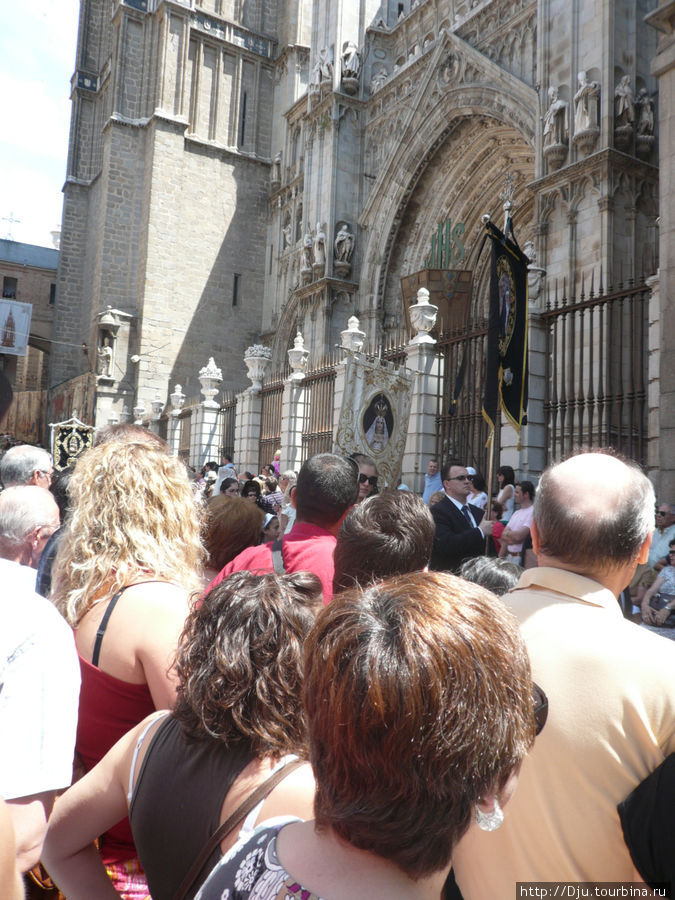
[461, 505, 473, 525]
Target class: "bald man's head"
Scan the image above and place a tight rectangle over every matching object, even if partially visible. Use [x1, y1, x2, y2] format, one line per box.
[0, 486, 60, 569]
[534, 452, 654, 574]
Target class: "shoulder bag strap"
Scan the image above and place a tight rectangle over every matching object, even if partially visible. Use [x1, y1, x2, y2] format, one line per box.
[271, 538, 286, 574]
[172, 757, 304, 900]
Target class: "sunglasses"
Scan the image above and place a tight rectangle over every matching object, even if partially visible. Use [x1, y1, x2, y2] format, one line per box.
[449, 475, 471, 482]
[533, 682, 548, 736]
[359, 473, 378, 486]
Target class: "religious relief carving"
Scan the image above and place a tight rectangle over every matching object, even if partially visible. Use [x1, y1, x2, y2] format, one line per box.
[334, 223, 355, 278]
[542, 86, 569, 172]
[96, 306, 121, 382]
[341, 41, 360, 95]
[439, 51, 462, 85]
[635, 88, 655, 159]
[301, 231, 314, 284]
[313, 222, 326, 278]
[614, 75, 635, 151]
[310, 47, 333, 92]
[572, 71, 600, 156]
[369, 66, 389, 94]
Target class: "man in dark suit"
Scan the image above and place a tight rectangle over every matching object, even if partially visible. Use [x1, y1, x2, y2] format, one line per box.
[429, 462, 493, 572]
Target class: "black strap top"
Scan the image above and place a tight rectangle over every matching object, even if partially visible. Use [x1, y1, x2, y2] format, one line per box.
[128, 716, 254, 900]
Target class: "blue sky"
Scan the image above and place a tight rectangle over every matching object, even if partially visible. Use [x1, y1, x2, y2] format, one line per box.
[0, 1, 80, 248]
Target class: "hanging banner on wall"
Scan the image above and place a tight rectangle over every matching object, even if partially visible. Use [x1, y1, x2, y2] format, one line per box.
[0, 299, 32, 357]
[333, 353, 415, 488]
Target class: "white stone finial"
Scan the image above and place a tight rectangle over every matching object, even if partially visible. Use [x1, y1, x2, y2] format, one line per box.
[170, 384, 186, 415]
[133, 404, 146, 425]
[408, 287, 438, 345]
[199, 357, 223, 407]
[341, 315, 366, 353]
[288, 331, 309, 381]
[243, 344, 272, 393]
[151, 392, 164, 421]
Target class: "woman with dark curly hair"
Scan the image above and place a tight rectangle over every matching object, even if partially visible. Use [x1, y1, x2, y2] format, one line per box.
[196, 570, 539, 899]
[43, 571, 321, 900]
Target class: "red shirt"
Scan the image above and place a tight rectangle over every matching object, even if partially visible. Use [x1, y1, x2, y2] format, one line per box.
[207, 521, 336, 603]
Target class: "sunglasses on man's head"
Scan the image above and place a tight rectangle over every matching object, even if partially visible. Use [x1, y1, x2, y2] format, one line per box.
[359, 473, 378, 486]
[533, 682, 548, 736]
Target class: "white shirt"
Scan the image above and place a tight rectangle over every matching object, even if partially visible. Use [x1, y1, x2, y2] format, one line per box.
[444, 493, 478, 528]
[0, 558, 81, 800]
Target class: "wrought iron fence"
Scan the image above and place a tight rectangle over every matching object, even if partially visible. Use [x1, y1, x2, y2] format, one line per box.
[259, 371, 286, 471]
[301, 358, 337, 462]
[435, 317, 500, 481]
[220, 391, 236, 461]
[542, 278, 649, 467]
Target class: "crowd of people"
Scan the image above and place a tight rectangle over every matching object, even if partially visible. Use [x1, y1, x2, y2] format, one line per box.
[0, 367, 674, 900]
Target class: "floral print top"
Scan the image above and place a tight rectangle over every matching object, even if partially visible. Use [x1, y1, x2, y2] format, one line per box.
[195, 819, 323, 900]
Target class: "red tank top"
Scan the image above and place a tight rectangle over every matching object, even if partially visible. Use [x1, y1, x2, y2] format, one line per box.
[75, 586, 159, 865]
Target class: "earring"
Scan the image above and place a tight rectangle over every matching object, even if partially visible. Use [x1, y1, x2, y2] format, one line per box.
[475, 797, 504, 832]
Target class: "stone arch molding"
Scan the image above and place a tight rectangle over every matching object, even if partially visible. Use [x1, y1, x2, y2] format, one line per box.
[358, 31, 538, 336]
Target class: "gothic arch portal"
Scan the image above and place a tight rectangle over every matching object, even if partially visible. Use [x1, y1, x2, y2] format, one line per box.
[358, 32, 538, 341]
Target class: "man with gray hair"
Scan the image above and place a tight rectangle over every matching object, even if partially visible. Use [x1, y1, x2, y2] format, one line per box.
[453, 452, 675, 894]
[0, 486, 79, 871]
[0, 444, 53, 489]
[0, 486, 60, 571]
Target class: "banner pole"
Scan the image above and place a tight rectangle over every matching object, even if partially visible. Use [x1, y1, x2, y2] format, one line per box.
[486, 425, 496, 520]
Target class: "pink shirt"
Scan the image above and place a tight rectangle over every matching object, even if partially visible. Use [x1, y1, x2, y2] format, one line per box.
[506, 506, 534, 553]
[206, 521, 336, 603]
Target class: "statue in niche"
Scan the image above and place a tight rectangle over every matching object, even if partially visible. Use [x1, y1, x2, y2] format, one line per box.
[334, 224, 355, 263]
[543, 86, 568, 146]
[614, 75, 635, 128]
[302, 231, 314, 270]
[341, 41, 360, 79]
[313, 222, 327, 269]
[271, 151, 281, 185]
[636, 88, 654, 136]
[282, 222, 292, 249]
[574, 71, 600, 132]
[318, 47, 333, 81]
[97, 336, 113, 378]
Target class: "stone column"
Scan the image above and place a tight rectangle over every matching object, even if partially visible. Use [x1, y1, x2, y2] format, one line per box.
[646, 271, 661, 490]
[402, 342, 442, 494]
[234, 390, 262, 474]
[279, 380, 307, 473]
[168, 384, 185, 457]
[190, 359, 223, 469]
[647, 1, 675, 497]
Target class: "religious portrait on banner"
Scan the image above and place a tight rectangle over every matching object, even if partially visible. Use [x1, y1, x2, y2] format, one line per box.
[363, 393, 394, 454]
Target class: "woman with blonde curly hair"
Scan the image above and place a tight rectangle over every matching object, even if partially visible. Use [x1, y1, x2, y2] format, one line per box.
[50, 439, 205, 899]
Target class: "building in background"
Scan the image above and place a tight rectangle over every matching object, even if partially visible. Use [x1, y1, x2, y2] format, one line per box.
[50, 0, 674, 492]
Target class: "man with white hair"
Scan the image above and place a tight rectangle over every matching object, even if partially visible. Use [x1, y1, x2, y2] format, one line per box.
[452, 452, 675, 895]
[0, 486, 60, 571]
[0, 487, 79, 871]
[0, 444, 53, 489]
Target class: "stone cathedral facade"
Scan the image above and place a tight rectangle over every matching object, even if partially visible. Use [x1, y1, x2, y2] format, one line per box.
[50, 0, 674, 486]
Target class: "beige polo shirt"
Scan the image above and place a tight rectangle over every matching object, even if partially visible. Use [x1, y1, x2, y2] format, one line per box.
[452, 567, 675, 896]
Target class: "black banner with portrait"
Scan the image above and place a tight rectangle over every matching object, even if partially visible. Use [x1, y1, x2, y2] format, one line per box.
[482, 220, 529, 436]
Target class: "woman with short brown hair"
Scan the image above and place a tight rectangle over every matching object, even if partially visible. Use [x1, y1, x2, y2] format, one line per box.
[195, 570, 538, 898]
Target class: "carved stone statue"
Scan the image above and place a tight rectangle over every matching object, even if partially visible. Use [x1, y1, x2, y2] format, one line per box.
[574, 71, 600, 133]
[340, 41, 360, 95]
[319, 47, 333, 81]
[97, 337, 113, 378]
[302, 232, 314, 268]
[271, 151, 281, 185]
[341, 41, 360, 79]
[614, 75, 635, 128]
[334, 224, 355, 263]
[636, 88, 654, 136]
[282, 222, 292, 249]
[635, 88, 655, 158]
[313, 222, 326, 269]
[543, 86, 568, 146]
